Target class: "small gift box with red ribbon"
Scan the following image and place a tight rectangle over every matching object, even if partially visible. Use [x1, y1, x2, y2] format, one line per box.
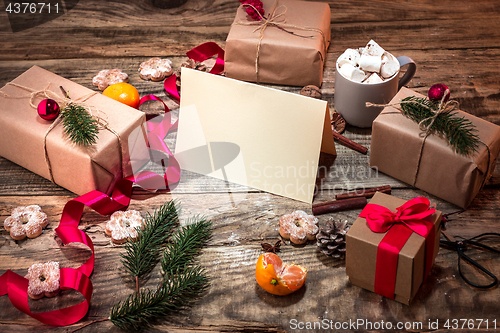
[346, 192, 442, 305]
[225, 0, 331, 87]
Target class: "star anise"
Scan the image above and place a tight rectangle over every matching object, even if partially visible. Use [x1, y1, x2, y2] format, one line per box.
[261, 240, 281, 253]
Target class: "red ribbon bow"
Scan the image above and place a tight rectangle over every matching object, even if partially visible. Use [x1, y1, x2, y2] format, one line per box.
[359, 197, 437, 300]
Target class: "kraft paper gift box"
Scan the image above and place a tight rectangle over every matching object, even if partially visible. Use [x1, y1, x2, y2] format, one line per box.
[346, 192, 442, 305]
[370, 87, 500, 208]
[225, 0, 331, 87]
[0, 66, 146, 196]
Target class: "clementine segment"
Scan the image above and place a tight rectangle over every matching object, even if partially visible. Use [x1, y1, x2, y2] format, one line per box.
[255, 253, 307, 295]
[102, 82, 140, 108]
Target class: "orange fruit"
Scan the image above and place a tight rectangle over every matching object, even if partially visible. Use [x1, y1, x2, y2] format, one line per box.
[102, 82, 140, 108]
[255, 253, 307, 296]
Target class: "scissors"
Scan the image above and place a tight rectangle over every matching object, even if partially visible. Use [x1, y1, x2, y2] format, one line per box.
[440, 228, 500, 289]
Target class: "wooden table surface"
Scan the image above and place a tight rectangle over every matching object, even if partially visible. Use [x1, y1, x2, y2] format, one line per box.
[1, 0, 500, 332]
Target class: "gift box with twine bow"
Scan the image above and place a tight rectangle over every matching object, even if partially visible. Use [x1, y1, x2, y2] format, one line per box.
[370, 87, 500, 208]
[225, 0, 331, 87]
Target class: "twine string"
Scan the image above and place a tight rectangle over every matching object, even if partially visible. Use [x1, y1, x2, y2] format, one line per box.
[234, 0, 327, 83]
[1, 82, 124, 182]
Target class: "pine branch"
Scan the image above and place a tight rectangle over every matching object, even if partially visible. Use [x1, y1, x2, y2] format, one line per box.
[109, 266, 209, 331]
[162, 216, 212, 276]
[400, 96, 481, 156]
[121, 200, 179, 280]
[61, 104, 99, 146]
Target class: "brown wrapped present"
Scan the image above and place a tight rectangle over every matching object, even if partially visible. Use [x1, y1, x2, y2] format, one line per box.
[0, 66, 146, 196]
[370, 87, 500, 208]
[225, 0, 331, 87]
[346, 192, 442, 305]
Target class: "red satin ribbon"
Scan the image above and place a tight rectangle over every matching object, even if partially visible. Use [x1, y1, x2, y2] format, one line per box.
[164, 42, 225, 101]
[359, 197, 436, 299]
[0, 95, 179, 326]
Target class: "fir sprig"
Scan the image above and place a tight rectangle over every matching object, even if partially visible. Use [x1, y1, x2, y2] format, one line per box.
[61, 104, 99, 146]
[110, 266, 209, 331]
[121, 200, 179, 281]
[110, 216, 212, 331]
[400, 96, 481, 156]
[162, 216, 212, 276]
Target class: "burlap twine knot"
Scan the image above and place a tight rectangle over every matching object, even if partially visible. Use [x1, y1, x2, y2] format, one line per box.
[0, 82, 124, 184]
[234, 0, 327, 83]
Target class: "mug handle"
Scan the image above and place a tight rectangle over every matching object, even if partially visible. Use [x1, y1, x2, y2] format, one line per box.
[396, 56, 417, 90]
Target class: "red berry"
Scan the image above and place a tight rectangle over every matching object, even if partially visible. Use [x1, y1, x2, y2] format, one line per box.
[428, 83, 450, 103]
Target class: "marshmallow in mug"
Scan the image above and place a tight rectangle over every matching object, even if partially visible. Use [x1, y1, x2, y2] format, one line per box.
[336, 40, 400, 84]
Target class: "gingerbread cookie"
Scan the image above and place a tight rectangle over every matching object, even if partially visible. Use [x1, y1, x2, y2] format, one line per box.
[105, 210, 144, 244]
[4, 205, 48, 240]
[92, 69, 129, 91]
[279, 210, 319, 245]
[139, 57, 173, 81]
[25, 261, 60, 300]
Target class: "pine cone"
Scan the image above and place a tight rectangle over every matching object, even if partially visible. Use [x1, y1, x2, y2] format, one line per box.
[316, 219, 350, 258]
[175, 59, 208, 88]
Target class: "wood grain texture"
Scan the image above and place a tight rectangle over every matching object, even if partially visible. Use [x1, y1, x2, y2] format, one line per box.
[1, 0, 500, 331]
[1, 191, 499, 332]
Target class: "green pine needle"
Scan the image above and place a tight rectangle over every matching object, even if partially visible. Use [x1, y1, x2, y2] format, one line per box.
[121, 200, 180, 279]
[61, 104, 99, 146]
[400, 96, 481, 156]
[110, 266, 209, 331]
[162, 216, 212, 276]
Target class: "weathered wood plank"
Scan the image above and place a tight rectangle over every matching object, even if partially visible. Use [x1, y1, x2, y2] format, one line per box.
[0, 190, 499, 332]
[1, 1, 500, 60]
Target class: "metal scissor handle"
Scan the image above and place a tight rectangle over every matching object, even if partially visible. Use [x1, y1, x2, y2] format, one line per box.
[440, 232, 500, 289]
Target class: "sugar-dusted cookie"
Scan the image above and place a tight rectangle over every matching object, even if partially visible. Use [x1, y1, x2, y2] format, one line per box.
[25, 261, 60, 299]
[92, 69, 129, 91]
[139, 57, 173, 81]
[279, 210, 319, 244]
[4, 205, 48, 240]
[105, 210, 144, 244]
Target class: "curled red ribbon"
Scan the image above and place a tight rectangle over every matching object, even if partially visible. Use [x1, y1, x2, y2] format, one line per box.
[164, 42, 225, 101]
[0, 95, 179, 326]
[359, 197, 436, 299]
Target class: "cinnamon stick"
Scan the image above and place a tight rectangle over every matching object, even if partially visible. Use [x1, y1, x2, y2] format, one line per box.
[332, 129, 368, 155]
[312, 197, 367, 216]
[335, 185, 391, 200]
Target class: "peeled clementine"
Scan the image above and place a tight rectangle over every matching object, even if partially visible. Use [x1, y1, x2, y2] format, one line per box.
[102, 82, 140, 108]
[255, 253, 307, 296]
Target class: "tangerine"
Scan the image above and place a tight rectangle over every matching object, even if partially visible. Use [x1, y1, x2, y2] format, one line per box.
[102, 82, 140, 108]
[255, 253, 307, 296]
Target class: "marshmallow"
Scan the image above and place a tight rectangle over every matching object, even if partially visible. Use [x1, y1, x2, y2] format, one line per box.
[337, 48, 361, 67]
[380, 52, 400, 78]
[364, 73, 384, 84]
[359, 54, 382, 73]
[351, 68, 367, 83]
[339, 63, 366, 82]
[362, 39, 385, 57]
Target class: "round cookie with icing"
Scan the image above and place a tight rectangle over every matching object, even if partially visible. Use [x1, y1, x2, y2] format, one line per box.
[279, 210, 319, 245]
[139, 57, 173, 81]
[25, 261, 60, 300]
[4, 205, 48, 240]
[105, 210, 145, 244]
[92, 69, 129, 91]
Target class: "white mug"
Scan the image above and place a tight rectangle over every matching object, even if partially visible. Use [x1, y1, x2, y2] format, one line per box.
[334, 56, 416, 128]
